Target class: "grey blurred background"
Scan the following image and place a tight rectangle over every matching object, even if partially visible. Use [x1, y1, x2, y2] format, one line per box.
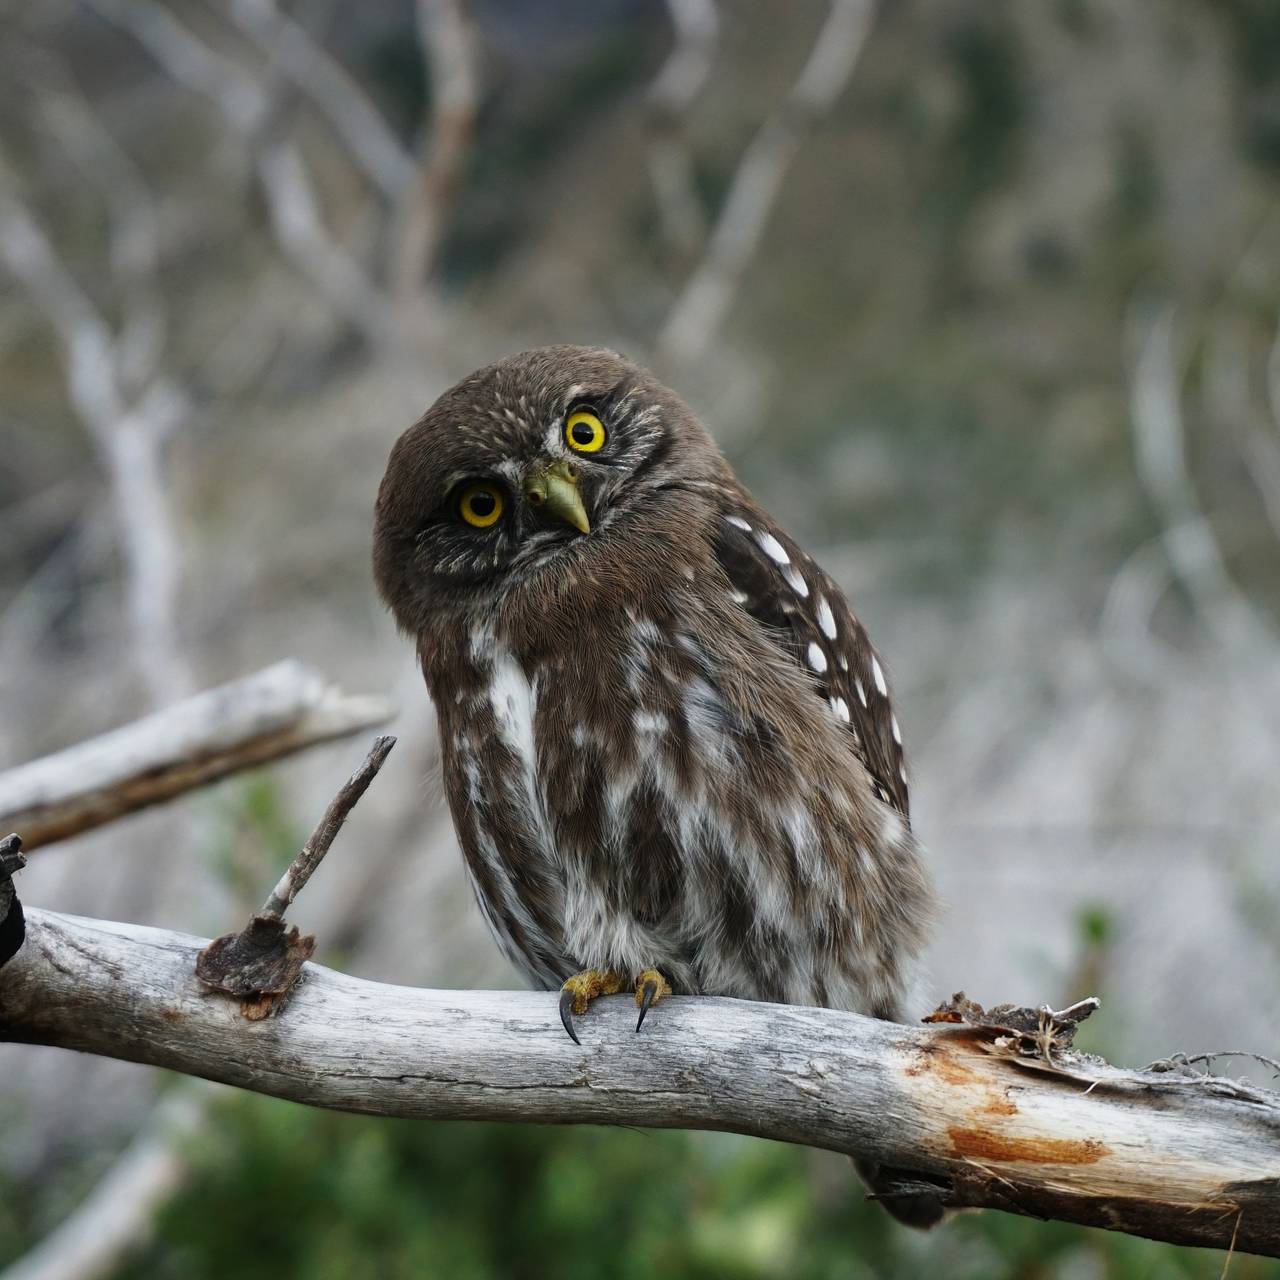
[2, 0, 1279, 1274]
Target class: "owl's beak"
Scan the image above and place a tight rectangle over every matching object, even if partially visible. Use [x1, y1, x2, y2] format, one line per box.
[524, 459, 590, 534]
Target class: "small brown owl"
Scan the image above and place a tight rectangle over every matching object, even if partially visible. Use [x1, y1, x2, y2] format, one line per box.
[374, 346, 939, 1223]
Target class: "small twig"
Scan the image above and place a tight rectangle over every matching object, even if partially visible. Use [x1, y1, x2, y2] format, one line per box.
[1147, 1050, 1280, 1079]
[195, 735, 396, 1017]
[260, 734, 396, 919]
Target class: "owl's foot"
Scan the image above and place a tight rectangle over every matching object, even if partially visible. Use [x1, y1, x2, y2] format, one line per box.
[558, 969, 625, 1045]
[634, 968, 672, 1032]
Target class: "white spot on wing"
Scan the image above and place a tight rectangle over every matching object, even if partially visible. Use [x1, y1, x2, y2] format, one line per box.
[871, 655, 888, 696]
[757, 531, 790, 565]
[783, 566, 809, 597]
[726, 515, 752, 532]
[855, 677, 867, 706]
[891, 714, 902, 744]
[806, 642, 827, 673]
[816, 597, 837, 639]
[830, 696, 850, 722]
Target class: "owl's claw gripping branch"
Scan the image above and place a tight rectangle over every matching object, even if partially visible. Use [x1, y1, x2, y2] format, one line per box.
[635, 968, 672, 1032]
[557, 969, 626, 1044]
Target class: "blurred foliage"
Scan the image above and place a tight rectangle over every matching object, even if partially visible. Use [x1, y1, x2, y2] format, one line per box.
[99, 1094, 1273, 1280]
[203, 775, 303, 914]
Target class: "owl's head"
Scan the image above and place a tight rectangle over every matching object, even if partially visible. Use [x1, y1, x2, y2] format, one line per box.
[373, 345, 725, 634]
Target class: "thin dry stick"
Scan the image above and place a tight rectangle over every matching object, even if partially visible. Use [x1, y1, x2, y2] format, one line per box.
[261, 735, 397, 919]
[194, 734, 399, 1008]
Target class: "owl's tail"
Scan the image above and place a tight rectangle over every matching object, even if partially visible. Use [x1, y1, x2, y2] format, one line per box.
[851, 1157, 948, 1229]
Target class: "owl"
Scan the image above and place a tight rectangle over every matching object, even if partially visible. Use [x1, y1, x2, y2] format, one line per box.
[374, 346, 939, 1223]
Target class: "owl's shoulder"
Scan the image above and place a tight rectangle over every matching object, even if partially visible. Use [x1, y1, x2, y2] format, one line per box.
[702, 488, 911, 817]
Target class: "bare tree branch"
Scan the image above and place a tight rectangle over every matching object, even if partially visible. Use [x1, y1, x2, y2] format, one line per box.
[391, 0, 479, 306]
[0, 661, 391, 850]
[645, 0, 718, 257]
[260, 735, 396, 919]
[1, 908, 1277, 1257]
[1127, 296, 1277, 655]
[224, 0, 414, 199]
[0, 1087, 209, 1280]
[656, 0, 875, 364]
[84, 0, 389, 343]
[0, 167, 191, 705]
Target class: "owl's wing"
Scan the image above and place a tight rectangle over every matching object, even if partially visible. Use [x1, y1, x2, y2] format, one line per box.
[713, 507, 910, 817]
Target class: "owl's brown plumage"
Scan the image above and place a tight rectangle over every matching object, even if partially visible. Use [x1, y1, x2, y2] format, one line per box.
[374, 344, 932, 1017]
[375, 345, 940, 1224]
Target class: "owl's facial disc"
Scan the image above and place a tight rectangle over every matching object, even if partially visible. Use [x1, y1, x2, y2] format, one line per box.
[523, 459, 590, 534]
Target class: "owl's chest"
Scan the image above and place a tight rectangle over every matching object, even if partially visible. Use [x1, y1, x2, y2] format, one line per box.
[437, 623, 726, 865]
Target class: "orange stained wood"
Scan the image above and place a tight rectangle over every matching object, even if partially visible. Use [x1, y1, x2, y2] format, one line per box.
[948, 1128, 1111, 1165]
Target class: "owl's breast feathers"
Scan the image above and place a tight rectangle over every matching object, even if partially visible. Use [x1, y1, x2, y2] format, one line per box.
[423, 489, 933, 1019]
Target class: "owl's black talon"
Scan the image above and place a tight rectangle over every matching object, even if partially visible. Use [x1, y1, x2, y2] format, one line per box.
[636, 979, 659, 1032]
[559, 989, 582, 1045]
[633, 967, 671, 1032]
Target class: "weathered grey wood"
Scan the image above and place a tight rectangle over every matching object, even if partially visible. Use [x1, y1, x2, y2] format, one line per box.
[2, 907, 1277, 1256]
[0, 661, 391, 849]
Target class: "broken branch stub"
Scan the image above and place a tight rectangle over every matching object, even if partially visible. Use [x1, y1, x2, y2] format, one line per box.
[195, 735, 396, 1018]
[0, 834, 26, 969]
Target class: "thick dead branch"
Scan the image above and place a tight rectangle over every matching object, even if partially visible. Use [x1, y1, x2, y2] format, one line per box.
[0, 661, 391, 849]
[1, 909, 1276, 1257]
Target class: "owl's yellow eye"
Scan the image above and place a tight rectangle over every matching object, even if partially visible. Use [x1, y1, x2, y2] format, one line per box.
[458, 482, 504, 528]
[565, 410, 606, 453]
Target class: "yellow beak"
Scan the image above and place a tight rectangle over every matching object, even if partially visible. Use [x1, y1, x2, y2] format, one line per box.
[524, 459, 590, 534]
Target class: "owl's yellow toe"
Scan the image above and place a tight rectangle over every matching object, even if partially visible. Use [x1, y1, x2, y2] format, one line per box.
[634, 968, 673, 1032]
[558, 968, 625, 1043]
